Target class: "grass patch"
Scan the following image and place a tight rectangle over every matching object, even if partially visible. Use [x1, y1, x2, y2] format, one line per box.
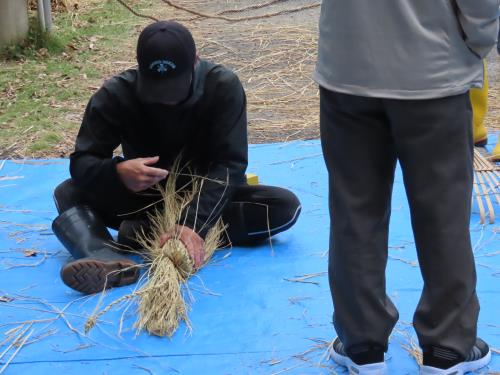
[30, 133, 61, 153]
[0, 0, 153, 158]
[0, 19, 66, 61]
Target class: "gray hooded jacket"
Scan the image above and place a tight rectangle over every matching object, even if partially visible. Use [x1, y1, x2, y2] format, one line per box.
[314, 0, 499, 99]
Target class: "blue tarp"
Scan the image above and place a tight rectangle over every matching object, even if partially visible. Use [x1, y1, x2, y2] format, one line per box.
[0, 139, 498, 374]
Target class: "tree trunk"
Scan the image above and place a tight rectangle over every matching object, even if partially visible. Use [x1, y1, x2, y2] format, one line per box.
[0, 0, 29, 47]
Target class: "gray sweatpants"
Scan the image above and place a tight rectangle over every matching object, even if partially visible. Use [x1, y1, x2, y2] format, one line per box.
[319, 87, 479, 357]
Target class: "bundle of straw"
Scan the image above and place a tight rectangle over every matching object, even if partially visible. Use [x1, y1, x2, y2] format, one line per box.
[85, 167, 225, 337]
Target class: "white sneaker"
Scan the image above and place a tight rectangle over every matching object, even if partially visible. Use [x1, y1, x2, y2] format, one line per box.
[420, 338, 491, 375]
[331, 337, 387, 375]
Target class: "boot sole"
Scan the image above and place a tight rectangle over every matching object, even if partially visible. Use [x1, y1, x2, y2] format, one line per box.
[61, 259, 139, 294]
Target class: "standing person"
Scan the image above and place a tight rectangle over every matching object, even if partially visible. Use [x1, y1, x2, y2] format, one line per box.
[314, 1, 499, 374]
[470, 62, 489, 147]
[475, 9, 500, 161]
[471, 60, 500, 162]
[52, 21, 301, 295]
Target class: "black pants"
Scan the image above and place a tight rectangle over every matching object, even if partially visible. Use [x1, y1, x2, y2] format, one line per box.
[320, 88, 478, 357]
[53, 178, 301, 245]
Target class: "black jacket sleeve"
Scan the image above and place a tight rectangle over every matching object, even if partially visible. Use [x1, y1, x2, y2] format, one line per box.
[69, 85, 125, 194]
[179, 70, 248, 238]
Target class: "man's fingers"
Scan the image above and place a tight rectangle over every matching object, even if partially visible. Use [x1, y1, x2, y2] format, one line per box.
[198, 245, 205, 267]
[142, 165, 169, 179]
[141, 156, 160, 165]
[191, 247, 202, 268]
[139, 176, 163, 187]
[188, 237, 204, 268]
[194, 238, 204, 267]
[180, 232, 202, 268]
[195, 245, 203, 268]
[183, 236, 196, 266]
[197, 250, 203, 268]
[137, 172, 167, 190]
[187, 247, 199, 268]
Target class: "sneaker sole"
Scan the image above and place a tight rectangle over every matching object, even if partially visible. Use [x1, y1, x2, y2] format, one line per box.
[61, 258, 139, 294]
[420, 349, 491, 375]
[331, 348, 387, 374]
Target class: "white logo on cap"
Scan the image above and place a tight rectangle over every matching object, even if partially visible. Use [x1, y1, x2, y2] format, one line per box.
[149, 60, 177, 74]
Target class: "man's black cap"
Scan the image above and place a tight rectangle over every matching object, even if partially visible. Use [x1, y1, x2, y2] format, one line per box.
[136, 21, 196, 103]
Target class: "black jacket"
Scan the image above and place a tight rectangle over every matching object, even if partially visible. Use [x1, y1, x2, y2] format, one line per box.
[70, 59, 248, 237]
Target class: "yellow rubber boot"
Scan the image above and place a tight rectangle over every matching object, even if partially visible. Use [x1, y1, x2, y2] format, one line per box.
[470, 61, 488, 147]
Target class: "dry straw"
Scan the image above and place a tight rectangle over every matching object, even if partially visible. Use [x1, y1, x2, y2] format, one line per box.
[85, 164, 226, 337]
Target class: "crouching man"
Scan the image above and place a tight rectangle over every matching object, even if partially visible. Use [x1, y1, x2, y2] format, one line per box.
[52, 21, 301, 295]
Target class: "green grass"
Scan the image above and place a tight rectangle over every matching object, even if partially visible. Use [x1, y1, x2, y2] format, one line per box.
[0, 0, 155, 157]
[0, 20, 66, 60]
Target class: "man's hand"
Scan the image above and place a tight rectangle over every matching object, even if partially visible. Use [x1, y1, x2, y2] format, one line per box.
[116, 156, 168, 192]
[160, 225, 205, 269]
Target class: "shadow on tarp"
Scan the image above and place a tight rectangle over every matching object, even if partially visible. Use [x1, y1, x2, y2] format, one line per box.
[0, 140, 498, 374]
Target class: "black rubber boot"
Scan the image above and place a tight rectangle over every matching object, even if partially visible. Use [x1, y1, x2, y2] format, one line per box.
[117, 219, 151, 253]
[52, 206, 140, 294]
